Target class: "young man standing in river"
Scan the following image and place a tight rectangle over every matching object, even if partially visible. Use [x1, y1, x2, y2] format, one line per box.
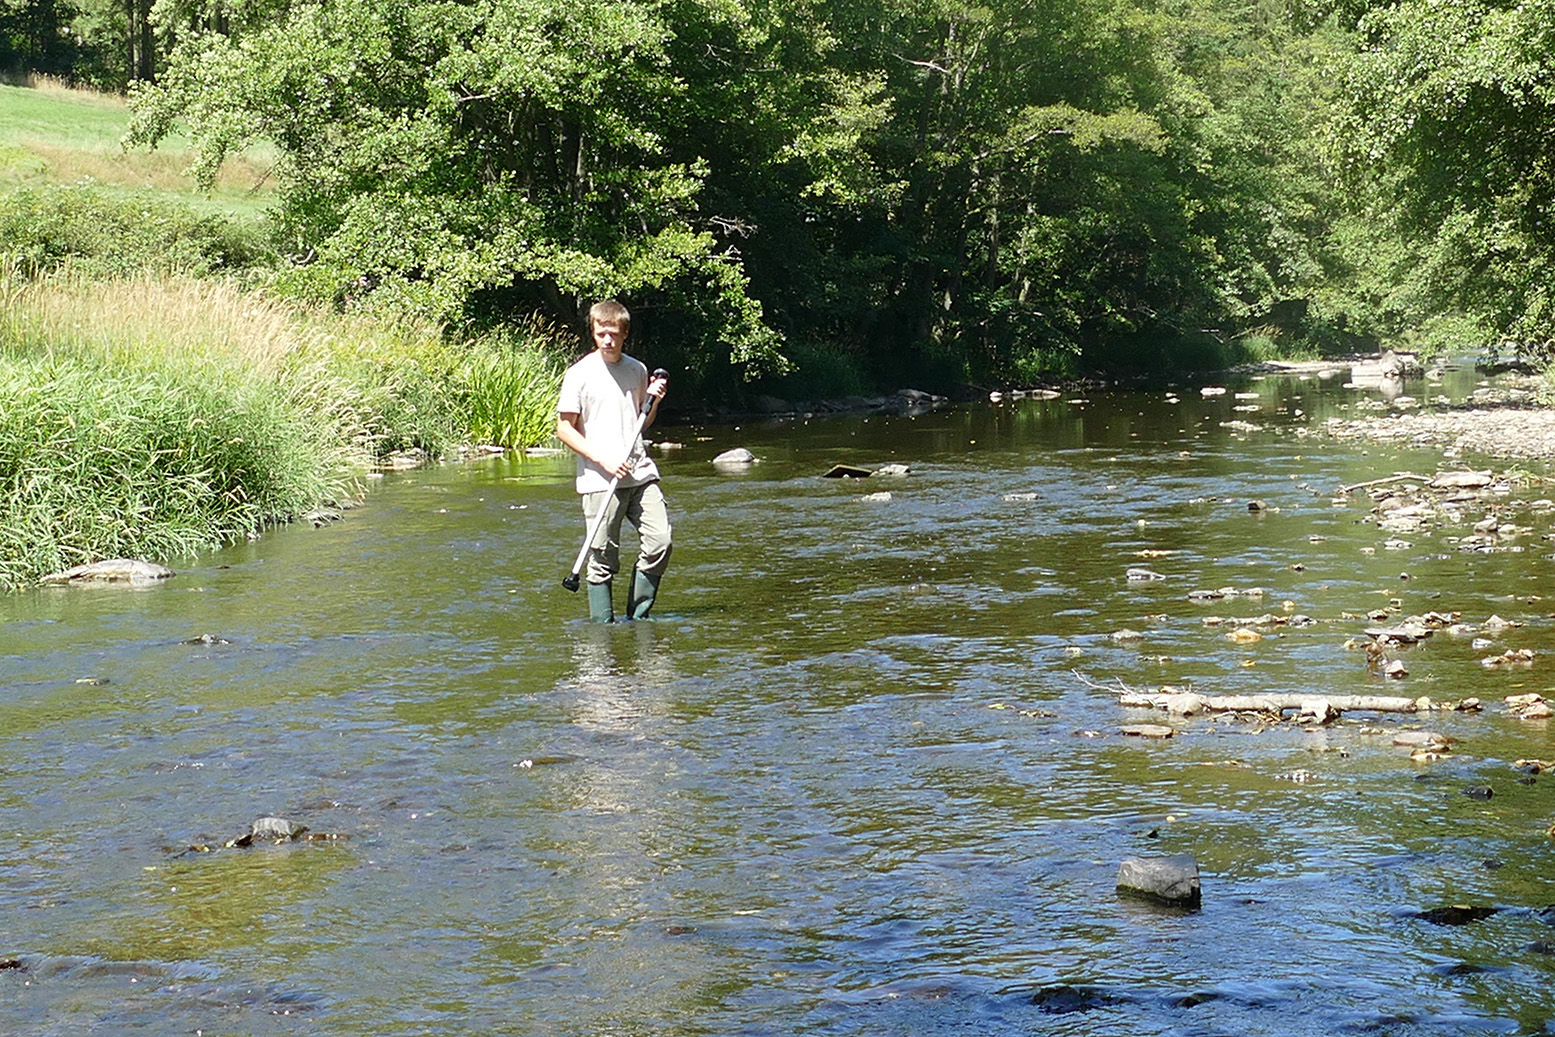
[555, 300, 671, 622]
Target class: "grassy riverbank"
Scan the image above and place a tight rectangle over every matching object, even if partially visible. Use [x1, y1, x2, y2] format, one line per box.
[0, 267, 565, 590]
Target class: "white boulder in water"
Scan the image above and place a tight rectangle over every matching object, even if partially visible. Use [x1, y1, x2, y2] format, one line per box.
[712, 448, 756, 467]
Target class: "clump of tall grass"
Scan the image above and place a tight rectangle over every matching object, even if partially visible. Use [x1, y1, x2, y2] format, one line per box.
[459, 322, 570, 448]
[0, 267, 565, 587]
[0, 351, 338, 588]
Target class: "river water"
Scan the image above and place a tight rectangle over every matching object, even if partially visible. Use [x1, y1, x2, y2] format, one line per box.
[5, 363, 1555, 1036]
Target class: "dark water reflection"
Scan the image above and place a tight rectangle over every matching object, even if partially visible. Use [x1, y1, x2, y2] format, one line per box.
[6, 362, 1555, 1035]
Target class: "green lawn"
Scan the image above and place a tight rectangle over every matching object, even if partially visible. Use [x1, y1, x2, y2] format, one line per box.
[0, 81, 277, 222]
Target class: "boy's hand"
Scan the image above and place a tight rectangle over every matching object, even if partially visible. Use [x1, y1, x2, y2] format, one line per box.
[603, 452, 633, 479]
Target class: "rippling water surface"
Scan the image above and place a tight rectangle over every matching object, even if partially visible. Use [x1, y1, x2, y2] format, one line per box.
[6, 363, 1555, 1036]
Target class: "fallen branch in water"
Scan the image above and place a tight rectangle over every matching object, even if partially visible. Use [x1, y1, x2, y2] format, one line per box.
[1119, 690, 1418, 716]
[1072, 669, 1138, 695]
[1336, 473, 1428, 494]
[1074, 670, 1419, 718]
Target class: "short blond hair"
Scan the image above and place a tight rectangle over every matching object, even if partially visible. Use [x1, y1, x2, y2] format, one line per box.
[588, 300, 631, 333]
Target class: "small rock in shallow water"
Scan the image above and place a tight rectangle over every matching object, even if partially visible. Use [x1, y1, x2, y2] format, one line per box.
[251, 816, 306, 839]
[822, 464, 873, 478]
[1393, 731, 1450, 749]
[226, 817, 309, 847]
[1508, 695, 1553, 720]
[1117, 854, 1201, 908]
[1429, 471, 1494, 489]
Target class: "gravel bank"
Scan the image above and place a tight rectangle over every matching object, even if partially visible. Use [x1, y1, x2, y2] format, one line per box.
[1319, 380, 1555, 462]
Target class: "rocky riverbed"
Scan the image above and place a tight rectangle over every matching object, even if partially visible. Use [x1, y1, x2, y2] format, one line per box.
[1313, 368, 1555, 460]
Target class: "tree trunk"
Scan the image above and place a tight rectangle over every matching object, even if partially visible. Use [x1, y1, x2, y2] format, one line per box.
[126, 0, 155, 81]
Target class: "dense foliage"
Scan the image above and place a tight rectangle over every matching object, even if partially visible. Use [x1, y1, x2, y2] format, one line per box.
[1333, 0, 1555, 358]
[8, 0, 1553, 393]
[0, 184, 269, 276]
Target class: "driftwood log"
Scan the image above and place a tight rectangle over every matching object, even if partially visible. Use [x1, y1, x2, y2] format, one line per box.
[1119, 690, 1417, 717]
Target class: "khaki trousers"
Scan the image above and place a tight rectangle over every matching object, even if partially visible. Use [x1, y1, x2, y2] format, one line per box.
[581, 480, 672, 585]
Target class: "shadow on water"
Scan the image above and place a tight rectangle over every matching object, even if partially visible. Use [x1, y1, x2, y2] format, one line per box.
[6, 360, 1555, 1034]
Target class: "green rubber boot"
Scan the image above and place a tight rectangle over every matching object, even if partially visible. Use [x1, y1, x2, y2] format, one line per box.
[586, 579, 614, 623]
[626, 569, 662, 620]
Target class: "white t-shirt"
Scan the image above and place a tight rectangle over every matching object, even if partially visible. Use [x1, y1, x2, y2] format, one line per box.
[556, 350, 662, 493]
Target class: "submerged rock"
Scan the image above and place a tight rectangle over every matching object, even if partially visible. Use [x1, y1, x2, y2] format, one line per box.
[822, 464, 874, 479]
[1031, 983, 1127, 1014]
[1415, 904, 1498, 926]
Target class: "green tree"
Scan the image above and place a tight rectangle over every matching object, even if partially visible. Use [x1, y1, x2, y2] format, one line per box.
[127, 0, 1363, 396]
[128, 0, 900, 389]
[1333, 0, 1555, 356]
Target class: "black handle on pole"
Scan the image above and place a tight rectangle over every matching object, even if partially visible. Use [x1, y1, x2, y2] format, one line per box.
[641, 368, 669, 415]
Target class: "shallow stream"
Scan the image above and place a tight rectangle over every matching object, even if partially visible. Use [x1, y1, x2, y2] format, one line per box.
[6, 362, 1555, 1035]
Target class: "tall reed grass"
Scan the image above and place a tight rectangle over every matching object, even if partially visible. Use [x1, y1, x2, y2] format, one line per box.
[460, 323, 570, 448]
[0, 352, 335, 587]
[0, 267, 565, 588]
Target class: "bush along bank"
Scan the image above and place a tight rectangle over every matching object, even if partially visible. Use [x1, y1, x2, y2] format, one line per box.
[0, 270, 566, 589]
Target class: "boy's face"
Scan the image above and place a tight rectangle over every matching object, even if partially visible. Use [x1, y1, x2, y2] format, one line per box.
[592, 319, 626, 363]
